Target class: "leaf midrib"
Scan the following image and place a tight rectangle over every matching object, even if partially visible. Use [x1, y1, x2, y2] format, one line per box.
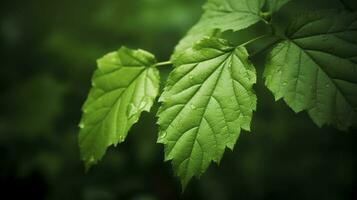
[178, 53, 231, 180]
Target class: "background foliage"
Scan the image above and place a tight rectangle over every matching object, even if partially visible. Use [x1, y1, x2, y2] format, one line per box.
[1, 0, 357, 199]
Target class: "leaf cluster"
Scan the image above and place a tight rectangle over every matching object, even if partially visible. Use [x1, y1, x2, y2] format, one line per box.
[79, 0, 357, 189]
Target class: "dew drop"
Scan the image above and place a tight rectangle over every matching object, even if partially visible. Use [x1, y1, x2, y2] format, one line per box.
[325, 83, 330, 88]
[189, 75, 194, 80]
[190, 104, 197, 110]
[283, 82, 287, 86]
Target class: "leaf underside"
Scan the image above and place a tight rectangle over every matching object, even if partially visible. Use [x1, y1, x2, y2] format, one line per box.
[79, 47, 160, 169]
[158, 37, 257, 188]
[264, 11, 357, 130]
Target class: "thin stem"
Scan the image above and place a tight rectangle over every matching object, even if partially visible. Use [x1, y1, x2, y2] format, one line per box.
[154, 61, 172, 67]
[239, 34, 271, 47]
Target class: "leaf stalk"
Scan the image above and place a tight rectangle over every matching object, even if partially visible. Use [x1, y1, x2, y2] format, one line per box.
[154, 61, 172, 67]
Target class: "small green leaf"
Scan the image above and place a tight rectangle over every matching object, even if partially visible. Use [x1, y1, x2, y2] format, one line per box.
[173, 0, 290, 56]
[79, 47, 160, 169]
[199, 0, 265, 32]
[264, 11, 357, 130]
[172, 25, 220, 59]
[158, 37, 257, 188]
[172, 0, 265, 56]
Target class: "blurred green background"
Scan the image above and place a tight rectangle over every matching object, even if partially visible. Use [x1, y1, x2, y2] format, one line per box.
[1, 0, 357, 199]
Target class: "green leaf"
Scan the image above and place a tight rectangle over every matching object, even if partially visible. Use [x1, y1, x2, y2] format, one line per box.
[199, 0, 265, 32]
[173, 0, 290, 56]
[79, 47, 160, 169]
[172, 0, 265, 56]
[264, 11, 357, 130]
[172, 25, 220, 59]
[158, 37, 257, 188]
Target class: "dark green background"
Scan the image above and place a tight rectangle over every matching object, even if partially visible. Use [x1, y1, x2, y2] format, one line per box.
[1, 0, 356, 199]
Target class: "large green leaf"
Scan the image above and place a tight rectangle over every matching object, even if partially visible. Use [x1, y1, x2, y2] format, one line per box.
[79, 47, 160, 169]
[173, 0, 291, 56]
[158, 37, 257, 188]
[264, 11, 357, 130]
